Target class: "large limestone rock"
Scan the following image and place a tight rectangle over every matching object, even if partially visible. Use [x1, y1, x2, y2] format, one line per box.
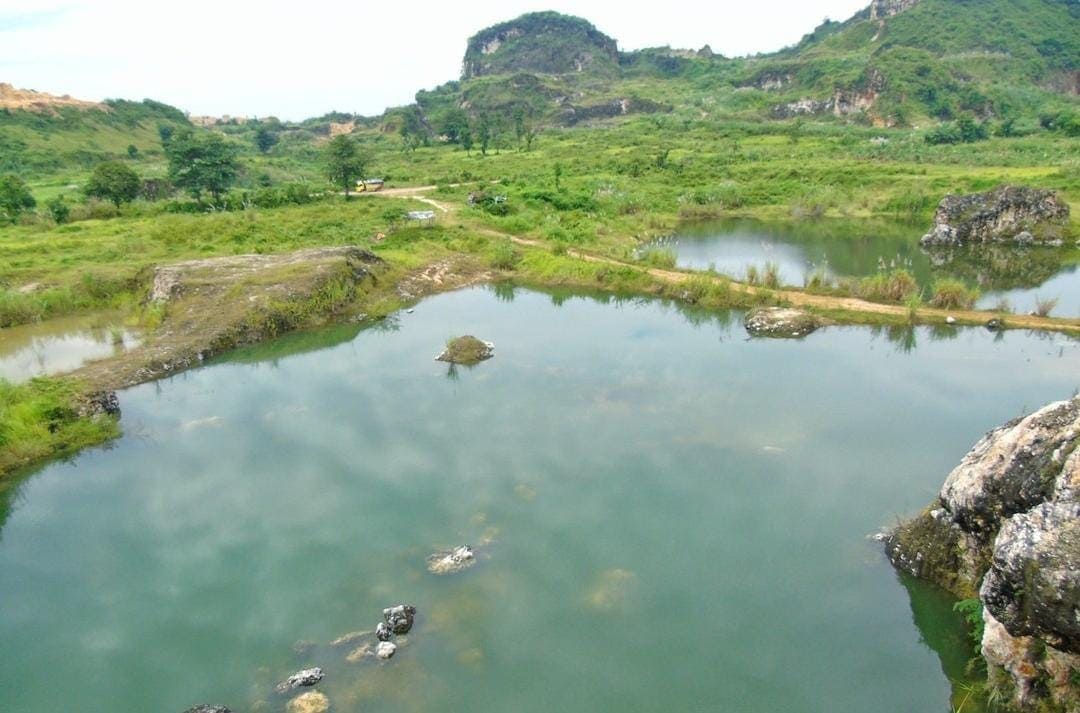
[981, 502, 1080, 654]
[940, 398, 1079, 539]
[920, 186, 1071, 247]
[743, 308, 822, 339]
[286, 691, 329, 713]
[885, 395, 1080, 710]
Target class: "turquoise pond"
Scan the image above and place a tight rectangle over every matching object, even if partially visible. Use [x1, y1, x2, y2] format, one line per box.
[1, 285, 1079, 712]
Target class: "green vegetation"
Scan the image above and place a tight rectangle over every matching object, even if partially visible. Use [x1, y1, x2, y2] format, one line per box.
[85, 161, 140, 208]
[0, 174, 35, 222]
[930, 279, 980, 310]
[323, 135, 369, 198]
[0, 377, 119, 475]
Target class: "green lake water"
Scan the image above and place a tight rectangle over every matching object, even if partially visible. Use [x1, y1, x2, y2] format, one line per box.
[2, 286, 1079, 712]
[663, 218, 1080, 316]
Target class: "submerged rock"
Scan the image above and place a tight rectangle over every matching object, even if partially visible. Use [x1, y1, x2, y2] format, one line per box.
[743, 307, 821, 339]
[375, 622, 392, 641]
[920, 186, 1071, 247]
[329, 630, 368, 647]
[436, 336, 494, 365]
[183, 706, 231, 713]
[286, 691, 329, 713]
[345, 642, 372, 663]
[884, 394, 1080, 709]
[427, 545, 476, 575]
[383, 604, 417, 634]
[274, 667, 324, 693]
[376, 641, 397, 660]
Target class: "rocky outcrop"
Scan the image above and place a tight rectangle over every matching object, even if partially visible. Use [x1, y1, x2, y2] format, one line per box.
[182, 707, 231, 713]
[885, 396, 1080, 710]
[869, 0, 920, 21]
[383, 604, 416, 635]
[771, 70, 887, 121]
[462, 12, 619, 79]
[376, 641, 397, 660]
[920, 186, 1071, 247]
[744, 308, 822, 339]
[275, 668, 324, 693]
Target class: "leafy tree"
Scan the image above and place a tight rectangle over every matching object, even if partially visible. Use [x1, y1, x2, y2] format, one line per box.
[254, 126, 279, 154]
[85, 161, 141, 208]
[438, 108, 470, 144]
[323, 135, 369, 199]
[399, 108, 427, 153]
[166, 130, 241, 203]
[47, 195, 70, 224]
[157, 124, 174, 145]
[478, 115, 492, 156]
[0, 174, 35, 222]
[461, 124, 474, 155]
[126, 144, 139, 159]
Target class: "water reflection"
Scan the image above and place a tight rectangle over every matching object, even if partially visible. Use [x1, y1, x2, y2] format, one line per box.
[0, 312, 141, 382]
[662, 218, 1080, 315]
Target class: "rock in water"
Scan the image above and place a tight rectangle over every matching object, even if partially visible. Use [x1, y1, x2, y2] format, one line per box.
[919, 186, 1070, 247]
[436, 336, 494, 365]
[375, 621, 392, 641]
[743, 307, 821, 339]
[286, 691, 329, 713]
[183, 707, 231, 713]
[980, 501, 1080, 654]
[376, 641, 397, 659]
[274, 668, 324, 693]
[383, 604, 417, 634]
[884, 395, 1080, 709]
[427, 545, 476, 575]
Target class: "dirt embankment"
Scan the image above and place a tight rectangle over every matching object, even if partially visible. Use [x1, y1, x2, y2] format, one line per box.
[0, 83, 103, 112]
[72, 247, 386, 398]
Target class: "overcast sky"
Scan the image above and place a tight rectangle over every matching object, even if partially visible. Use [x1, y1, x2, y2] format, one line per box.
[1, 0, 868, 120]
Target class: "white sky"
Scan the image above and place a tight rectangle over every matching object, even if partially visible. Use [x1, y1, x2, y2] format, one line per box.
[0, 0, 868, 120]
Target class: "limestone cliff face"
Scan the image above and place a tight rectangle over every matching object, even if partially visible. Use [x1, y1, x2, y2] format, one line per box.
[869, 0, 921, 21]
[462, 12, 618, 80]
[885, 397, 1080, 711]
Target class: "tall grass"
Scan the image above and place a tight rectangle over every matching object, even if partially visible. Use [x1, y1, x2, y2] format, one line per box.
[929, 279, 979, 310]
[855, 269, 920, 303]
[0, 377, 120, 476]
[1033, 296, 1058, 317]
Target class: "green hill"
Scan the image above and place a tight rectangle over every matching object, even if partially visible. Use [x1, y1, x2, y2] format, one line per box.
[0, 97, 190, 175]
[413, 0, 1079, 134]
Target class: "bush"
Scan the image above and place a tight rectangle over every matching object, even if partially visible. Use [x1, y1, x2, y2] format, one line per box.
[490, 242, 520, 270]
[929, 279, 979, 309]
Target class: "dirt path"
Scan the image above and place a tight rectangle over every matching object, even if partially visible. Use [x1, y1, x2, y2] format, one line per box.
[362, 185, 1080, 334]
[498, 233, 1080, 334]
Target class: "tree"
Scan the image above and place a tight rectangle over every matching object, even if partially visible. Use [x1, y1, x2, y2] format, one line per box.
[0, 174, 35, 223]
[85, 161, 141, 208]
[323, 135, 369, 199]
[166, 130, 241, 203]
[438, 108, 470, 145]
[127, 144, 139, 159]
[157, 123, 174, 145]
[478, 115, 492, 156]
[254, 126, 279, 154]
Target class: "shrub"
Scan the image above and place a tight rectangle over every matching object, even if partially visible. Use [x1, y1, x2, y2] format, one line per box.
[638, 248, 677, 269]
[490, 242, 519, 270]
[929, 279, 979, 310]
